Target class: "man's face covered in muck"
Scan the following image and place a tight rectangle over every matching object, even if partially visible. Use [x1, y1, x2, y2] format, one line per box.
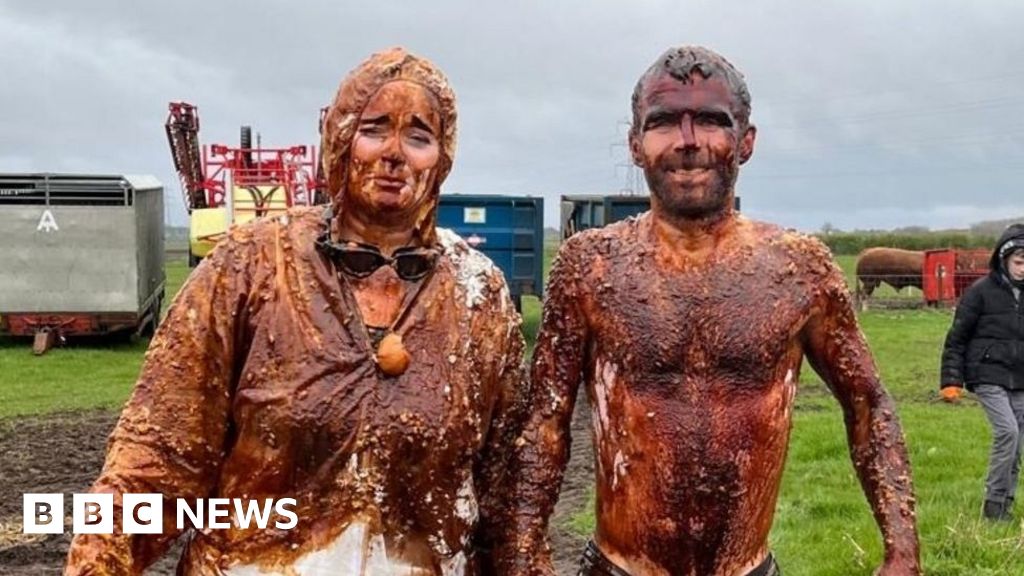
[65, 48, 528, 576]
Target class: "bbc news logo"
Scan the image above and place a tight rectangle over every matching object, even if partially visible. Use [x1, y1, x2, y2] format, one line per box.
[23, 494, 298, 534]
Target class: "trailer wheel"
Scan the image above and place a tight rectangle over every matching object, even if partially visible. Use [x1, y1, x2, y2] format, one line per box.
[141, 292, 164, 338]
[111, 327, 137, 345]
[188, 247, 202, 268]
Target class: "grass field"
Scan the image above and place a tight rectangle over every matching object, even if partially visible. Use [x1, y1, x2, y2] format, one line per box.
[1, 251, 1022, 574]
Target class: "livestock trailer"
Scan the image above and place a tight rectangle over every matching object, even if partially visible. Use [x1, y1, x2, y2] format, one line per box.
[436, 194, 544, 309]
[561, 194, 742, 239]
[0, 174, 166, 353]
[923, 248, 989, 306]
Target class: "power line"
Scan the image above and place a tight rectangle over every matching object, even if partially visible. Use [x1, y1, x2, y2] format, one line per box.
[767, 94, 1024, 132]
[745, 161, 1024, 181]
[761, 125, 1024, 155]
[609, 119, 646, 194]
[759, 68, 1024, 110]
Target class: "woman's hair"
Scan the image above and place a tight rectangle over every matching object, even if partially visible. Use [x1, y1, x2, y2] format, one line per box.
[321, 47, 457, 244]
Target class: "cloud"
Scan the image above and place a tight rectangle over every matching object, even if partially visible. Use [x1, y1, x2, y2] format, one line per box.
[3, 0, 1023, 231]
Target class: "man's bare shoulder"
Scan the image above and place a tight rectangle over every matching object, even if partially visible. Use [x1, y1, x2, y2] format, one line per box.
[558, 212, 648, 261]
[741, 217, 837, 272]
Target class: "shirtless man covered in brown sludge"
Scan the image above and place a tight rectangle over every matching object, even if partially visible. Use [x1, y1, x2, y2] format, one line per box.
[515, 46, 922, 576]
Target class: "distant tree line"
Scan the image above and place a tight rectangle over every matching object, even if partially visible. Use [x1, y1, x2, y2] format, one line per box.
[970, 217, 1024, 237]
[815, 231, 998, 255]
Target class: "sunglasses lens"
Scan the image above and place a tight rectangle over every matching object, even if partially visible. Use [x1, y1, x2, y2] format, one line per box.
[394, 253, 435, 280]
[338, 250, 387, 278]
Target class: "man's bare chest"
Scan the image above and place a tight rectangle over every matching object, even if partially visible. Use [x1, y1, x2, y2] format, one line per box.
[584, 266, 815, 380]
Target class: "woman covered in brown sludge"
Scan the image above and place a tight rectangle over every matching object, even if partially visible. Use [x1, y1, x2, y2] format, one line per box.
[65, 48, 528, 575]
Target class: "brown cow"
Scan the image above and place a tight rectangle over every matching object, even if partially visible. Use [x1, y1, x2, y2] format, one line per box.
[856, 247, 925, 297]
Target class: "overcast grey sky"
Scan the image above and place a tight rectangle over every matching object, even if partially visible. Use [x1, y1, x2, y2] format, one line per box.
[3, 0, 1023, 232]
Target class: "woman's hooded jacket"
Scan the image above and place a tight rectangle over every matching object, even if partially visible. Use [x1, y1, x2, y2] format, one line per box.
[65, 48, 527, 576]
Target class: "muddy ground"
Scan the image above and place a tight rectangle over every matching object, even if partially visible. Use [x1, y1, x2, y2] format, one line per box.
[0, 403, 594, 575]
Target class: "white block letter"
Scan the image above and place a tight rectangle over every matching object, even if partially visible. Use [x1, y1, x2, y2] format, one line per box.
[23, 494, 64, 534]
[176, 499, 203, 530]
[274, 498, 298, 530]
[73, 494, 114, 534]
[232, 499, 272, 529]
[207, 498, 231, 529]
[123, 494, 163, 534]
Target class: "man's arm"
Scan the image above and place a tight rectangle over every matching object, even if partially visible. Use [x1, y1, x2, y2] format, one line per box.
[800, 251, 921, 576]
[499, 240, 589, 576]
[64, 231, 257, 574]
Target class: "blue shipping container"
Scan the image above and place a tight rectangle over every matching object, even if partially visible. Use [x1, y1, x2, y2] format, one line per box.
[437, 194, 544, 307]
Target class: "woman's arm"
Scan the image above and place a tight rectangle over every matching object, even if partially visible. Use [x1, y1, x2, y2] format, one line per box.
[65, 231, 259, 575]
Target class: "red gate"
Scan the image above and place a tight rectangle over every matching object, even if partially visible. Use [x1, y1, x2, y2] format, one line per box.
[923, 249, 989, 305]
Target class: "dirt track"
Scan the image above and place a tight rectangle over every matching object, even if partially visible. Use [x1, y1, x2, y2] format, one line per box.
[0, 403, 594, 575]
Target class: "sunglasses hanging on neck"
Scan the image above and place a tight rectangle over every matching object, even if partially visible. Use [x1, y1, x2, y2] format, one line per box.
[316, 234, 439, 281]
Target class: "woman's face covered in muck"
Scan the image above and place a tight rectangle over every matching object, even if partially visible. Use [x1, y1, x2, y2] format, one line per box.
[321, 48, 457, 245]
[349, 81, 441, 218]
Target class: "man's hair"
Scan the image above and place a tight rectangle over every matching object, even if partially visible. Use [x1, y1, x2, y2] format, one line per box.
[631, 46, 752, 134]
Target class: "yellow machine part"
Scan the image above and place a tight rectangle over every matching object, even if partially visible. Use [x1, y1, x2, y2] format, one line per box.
[232, 185, 289, 225]
[189, 188, 290, 261]
[189, 207, 228, 259]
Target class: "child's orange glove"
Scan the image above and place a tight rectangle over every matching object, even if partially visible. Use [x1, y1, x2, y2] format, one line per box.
[941, 386, 964, 403]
